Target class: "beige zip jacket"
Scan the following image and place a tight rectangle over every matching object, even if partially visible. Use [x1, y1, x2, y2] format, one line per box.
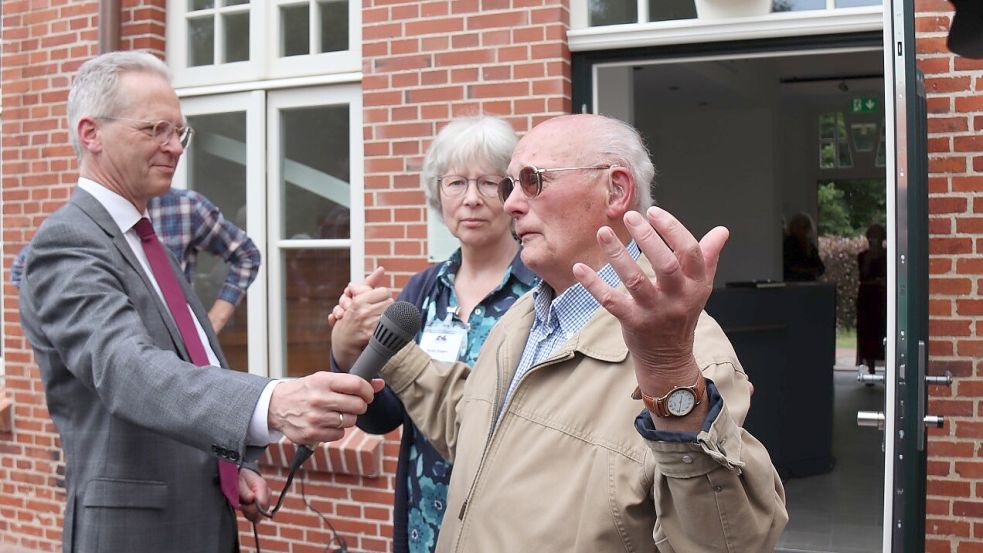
[380, 262, 788, 552]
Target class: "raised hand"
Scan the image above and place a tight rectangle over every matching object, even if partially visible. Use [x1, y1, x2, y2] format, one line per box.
[572, 207, 728, 428]
[328, 266, 388, 327]
[329, 267, 394, 369]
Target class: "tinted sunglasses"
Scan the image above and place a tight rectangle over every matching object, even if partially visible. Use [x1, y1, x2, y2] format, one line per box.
[498, 164, 619, 202]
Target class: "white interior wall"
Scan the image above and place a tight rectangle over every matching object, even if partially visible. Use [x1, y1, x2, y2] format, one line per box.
[635, 104, 782, 284]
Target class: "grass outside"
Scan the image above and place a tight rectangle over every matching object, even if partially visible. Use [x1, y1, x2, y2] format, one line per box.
[836, 327, 856, 349]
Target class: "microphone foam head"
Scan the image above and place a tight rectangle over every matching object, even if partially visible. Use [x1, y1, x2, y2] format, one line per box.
[374, 301, 423, 351]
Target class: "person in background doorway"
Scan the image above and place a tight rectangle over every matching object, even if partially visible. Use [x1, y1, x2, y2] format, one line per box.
[856, 223, 887, 376]
[11, 186, 260, 334]
[329, 115, 538, 553]
[783, 212, 826, 281]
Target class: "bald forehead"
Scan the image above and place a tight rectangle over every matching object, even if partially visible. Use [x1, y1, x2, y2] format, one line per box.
[511, 116, 594, 169]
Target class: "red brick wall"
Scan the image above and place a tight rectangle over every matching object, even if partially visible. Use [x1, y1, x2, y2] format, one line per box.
[2, 1, 98, 549]
[361, 0, 572, 291]
[918, 0, 983, 551]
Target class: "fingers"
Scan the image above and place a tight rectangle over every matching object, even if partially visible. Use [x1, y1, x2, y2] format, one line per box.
[596, 224, 656, 306]
[238, 470, 270, 523]
[698, 226, 729, 284]
[624, 209, 687, 294]
[268, 372, 379, 444]
[363, 266, 387, 288]
[572, 262, 627, 320]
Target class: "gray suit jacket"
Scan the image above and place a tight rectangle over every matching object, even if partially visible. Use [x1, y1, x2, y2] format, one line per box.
[19, 187, 270, 553]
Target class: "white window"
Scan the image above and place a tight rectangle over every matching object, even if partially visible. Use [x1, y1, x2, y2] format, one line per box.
[176, 86, 362, 379]
[167, 0, 361, 88]
[572, 0, 882, 27]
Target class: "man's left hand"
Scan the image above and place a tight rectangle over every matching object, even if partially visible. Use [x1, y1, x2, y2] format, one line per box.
[238, 466, 271, 523]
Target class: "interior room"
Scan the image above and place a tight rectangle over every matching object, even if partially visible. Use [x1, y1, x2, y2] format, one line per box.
[596, 48, 888, 553]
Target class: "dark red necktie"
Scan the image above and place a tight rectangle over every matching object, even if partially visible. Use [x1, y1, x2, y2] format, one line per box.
[134, 218, 240, 509]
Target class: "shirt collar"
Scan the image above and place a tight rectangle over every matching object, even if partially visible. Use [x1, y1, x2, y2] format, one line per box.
[77, 178, 149, 234]
[532, 240, 642, 335]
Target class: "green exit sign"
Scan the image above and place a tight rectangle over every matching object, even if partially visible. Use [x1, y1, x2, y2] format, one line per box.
[850, 97, 879, 113]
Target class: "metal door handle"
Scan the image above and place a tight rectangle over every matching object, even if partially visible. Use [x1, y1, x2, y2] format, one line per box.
[857, 411, 885, 430]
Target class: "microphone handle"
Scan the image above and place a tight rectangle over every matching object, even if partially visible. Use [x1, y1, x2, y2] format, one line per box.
[349, 339, 391, 381]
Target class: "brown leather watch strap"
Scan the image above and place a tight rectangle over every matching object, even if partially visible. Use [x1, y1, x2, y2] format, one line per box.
[631, 373, 707, 417]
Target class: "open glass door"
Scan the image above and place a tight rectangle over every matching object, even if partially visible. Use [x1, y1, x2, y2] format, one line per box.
[576, 8, 931, 548]
[878, 0, 932, 548]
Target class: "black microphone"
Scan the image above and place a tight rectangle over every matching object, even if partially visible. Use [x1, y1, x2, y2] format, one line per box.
[281, 303, 422, 519]
[349, 301, 423, 381]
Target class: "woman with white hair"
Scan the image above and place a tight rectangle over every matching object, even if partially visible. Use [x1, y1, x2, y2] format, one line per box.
[329, 115, 538, 553]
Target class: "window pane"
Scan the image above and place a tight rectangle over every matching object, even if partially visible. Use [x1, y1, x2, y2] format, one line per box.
[280, 105, 351, 240]
[189, 0, 214, 10]
[836, 0, 881, 6]
[188, 16, 215, 66]
[281, 4, 310, 57]
[224, 0, 250, 5]
[820, 141, 836, 168]
[283, 248, 349, 377]
[589, 0, 637, 26]
[223, 11, 250, 62]
[771, 0, 825, 11]
[319, 0, 349, 53]
[819, 113, 836, 140]
[185, 111, 251, 371]
[648, 0, 697, 21]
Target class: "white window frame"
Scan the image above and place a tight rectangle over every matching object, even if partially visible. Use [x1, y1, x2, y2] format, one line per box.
[266, 84, 363, 378]
[568, 3, 883, 51]
[174, 84, 363, 378]
[167, 0, 361, 89]
[173, 91, 269, 377]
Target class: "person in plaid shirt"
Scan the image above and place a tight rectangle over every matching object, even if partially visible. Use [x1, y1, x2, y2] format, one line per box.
[11, 187, 260, 333]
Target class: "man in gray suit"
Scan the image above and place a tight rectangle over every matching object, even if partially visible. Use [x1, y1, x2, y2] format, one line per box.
[18, 51, 383, 552]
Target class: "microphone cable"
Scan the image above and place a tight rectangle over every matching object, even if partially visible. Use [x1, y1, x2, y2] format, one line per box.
[250, 445, 348, 553]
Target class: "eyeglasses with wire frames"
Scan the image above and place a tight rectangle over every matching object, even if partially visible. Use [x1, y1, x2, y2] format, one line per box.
[497, 164, 620, 202]
[437, 175, 504, 200]
[98, 116, 195, 148]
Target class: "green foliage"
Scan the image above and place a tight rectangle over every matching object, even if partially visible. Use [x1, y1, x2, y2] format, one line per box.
[816, 179, 886, 237]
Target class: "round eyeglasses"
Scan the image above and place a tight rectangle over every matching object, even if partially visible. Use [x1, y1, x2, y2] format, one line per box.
[497, 164, 619, 202]
[99, 116, 195, 148]
[438, 175, 504, 199]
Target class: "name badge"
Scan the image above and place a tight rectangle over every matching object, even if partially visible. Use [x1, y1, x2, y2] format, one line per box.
[419, 317, 468, 363]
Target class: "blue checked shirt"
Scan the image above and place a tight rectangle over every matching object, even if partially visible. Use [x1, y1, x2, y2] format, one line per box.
[501, 242, 642, 414]
[12, 188, 260, 305]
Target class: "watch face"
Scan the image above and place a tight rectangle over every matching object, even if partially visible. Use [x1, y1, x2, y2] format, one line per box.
[666, 388, 696, 416]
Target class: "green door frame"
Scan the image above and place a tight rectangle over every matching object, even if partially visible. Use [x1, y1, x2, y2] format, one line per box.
[887, 0, 929, 549]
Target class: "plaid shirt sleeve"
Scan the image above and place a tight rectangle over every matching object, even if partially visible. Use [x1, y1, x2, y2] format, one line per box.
[187, 192, 261, 306]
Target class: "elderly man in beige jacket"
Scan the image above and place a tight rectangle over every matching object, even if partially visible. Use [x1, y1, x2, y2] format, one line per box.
[334, 114, 788, 552]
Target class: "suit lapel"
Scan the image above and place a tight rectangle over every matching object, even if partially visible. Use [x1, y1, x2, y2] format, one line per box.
[70, 188, 193, 363]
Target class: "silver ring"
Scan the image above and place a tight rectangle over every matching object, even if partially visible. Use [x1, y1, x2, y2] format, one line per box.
[337, 412, 345, 429]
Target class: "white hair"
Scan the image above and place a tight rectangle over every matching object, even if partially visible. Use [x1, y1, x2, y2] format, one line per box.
[589, 116, 655, 211]
[67, 50, 172, 160]
[420, 116, 518, 222]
